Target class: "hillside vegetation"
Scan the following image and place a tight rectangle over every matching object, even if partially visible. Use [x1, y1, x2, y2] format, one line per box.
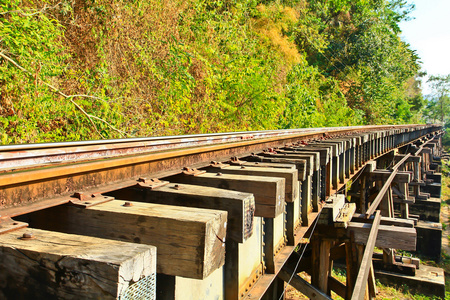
[0, 0, 424, 143]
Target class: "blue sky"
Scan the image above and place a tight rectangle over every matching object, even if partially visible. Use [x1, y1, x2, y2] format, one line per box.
[400, 0, 450, 95]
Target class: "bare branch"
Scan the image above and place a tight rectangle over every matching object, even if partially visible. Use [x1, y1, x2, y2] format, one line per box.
[0, 51, 128, 138]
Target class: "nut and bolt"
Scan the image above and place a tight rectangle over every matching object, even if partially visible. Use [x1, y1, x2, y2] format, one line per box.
[123, 202, 133, 207]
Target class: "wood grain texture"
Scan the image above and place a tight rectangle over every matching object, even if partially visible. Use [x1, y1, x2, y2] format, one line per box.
[261, 153, 314, 176]
[108, 183, 254, 243]
[0, 228, 156, 300]
[24, 200, 227, 279]
[279, 265, 331, 300]
[279, 151, 320, 171]
[205, 165, 298, 203]
[347, 222, 416, 251]
[246, 155, 307, 181]
[351, 211, 381, 300]
[167, 172, 285, 218]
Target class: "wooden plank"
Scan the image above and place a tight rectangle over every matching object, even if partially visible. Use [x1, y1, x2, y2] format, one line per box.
[345, 241, 355, 298]
[286, 146, 330, 165]
[335, 203, 357, 228]
[279, 151, 321, 171]
[370, 170, 411, 183]
[246, 155, 307, 182]
[204, 165, 298, 203]
[328, 275, 347, 299]
[279, 265, 332, 300]
[318, 194, 346, 225]
[301, 175, 312, 225]
[351, 211, 381, 300]
[167, 172, 285, 218]
[255, 152, 313, 180]
[351, 214, 414, 228]
[275, 151, 319, 173]
[237, 161, 297, 170]
[318, 240, 332, 292]
[23, 200, 227, 279]
[365, 168, 398, 216]
[0, 228, 156, 299]
[110, 183, 254, 243]
[347, 222, 416, 251]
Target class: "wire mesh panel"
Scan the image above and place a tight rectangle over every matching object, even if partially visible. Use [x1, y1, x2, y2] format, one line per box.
[120, 273, 156, 300]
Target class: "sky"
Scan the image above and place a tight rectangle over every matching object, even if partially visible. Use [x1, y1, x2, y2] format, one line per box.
[399, 0, 450, 95]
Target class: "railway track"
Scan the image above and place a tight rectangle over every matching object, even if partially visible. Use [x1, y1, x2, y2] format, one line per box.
[0, 124, 445, 299]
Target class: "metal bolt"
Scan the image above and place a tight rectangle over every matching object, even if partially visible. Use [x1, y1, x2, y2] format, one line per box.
[174, 184, 180, 190]
[21, 233, 35, 240]
[241, 166, 246, 169]
[123, 202, 133, 207]
[137, 177, 147, 183]
[216, 172, 222, 176]
[84, 202, 91, 205]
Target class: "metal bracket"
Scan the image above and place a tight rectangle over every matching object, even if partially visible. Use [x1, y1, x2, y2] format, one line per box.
[0, 217, 28, 235]
[182, 167, 206, 176]
[137, 177, 170, 189]
[209, 161, 230, 169]
[229, 156, 246, 166]
[70, 192, 114, 208]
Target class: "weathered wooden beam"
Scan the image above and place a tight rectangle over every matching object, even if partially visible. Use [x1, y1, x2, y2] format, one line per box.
[347, 222, 416, 251]
[252, 154, 309, 180]
[393, 154, 421, 163]
[235, 161, 297, 171]
[328, 275, 347, 299]
[318, 194, 346, 225]
[318, 239, 332, 292]
[370, 170, 411, 183]
[272, 151, 317, 174]
[279, 264, 332, 300]
[351, 214, 414, 228]
[335, 203, 357, 228]
[109, 183, 254, 243]
[351, 210, 381, 300]
[279, 151, 321, 171]
[23, 200, 227, 279]
[204, 165, 298, 203]
[366, 154, 410, 216]
[167, 172, 285, 218]
[0, 228, 156, 299]
[286, 146, 330, 165]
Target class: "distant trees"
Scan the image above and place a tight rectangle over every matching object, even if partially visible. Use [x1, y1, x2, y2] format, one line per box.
[291, 0, 421, 124]
[424, 74, 450, 124]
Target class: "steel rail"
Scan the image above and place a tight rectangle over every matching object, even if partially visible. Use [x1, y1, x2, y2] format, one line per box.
[0, 124, 418, 152]
[0, 124, 440, 219]
[0, 124, 432, 172]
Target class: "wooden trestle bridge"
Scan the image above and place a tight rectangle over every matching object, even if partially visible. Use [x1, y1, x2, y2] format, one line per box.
[0, 124, 446, 299]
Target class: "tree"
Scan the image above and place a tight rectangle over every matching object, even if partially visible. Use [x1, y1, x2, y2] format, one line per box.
[425, 74, 450, 123]
[291, 0, 420, 124]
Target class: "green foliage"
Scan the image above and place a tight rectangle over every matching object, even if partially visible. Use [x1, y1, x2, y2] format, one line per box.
[0, 0, 424, 144]
[424, 74, 450, 124]
[293, 0, 421, 124]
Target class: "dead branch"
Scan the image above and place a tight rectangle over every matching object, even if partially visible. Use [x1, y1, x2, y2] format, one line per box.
[0, 51, 128, 138]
